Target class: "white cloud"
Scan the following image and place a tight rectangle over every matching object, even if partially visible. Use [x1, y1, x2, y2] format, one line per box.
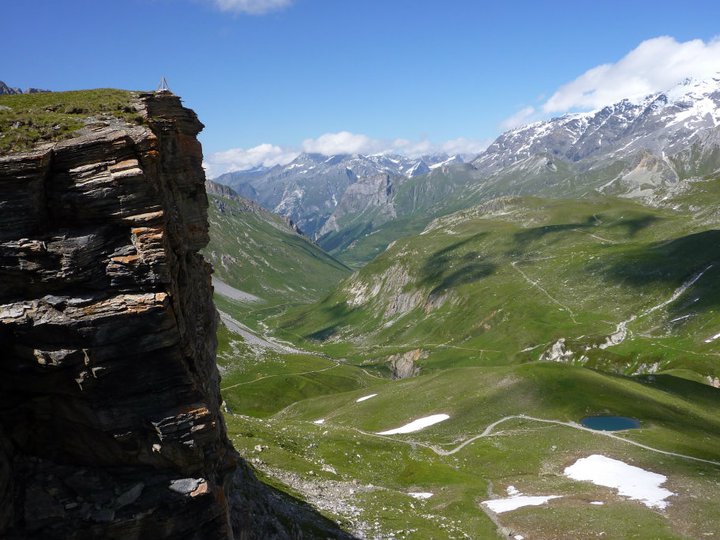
[204, 143, 299, 177]
[302, 131, 381, 155]
[500, 36, 720, 131]
[210, 0, 292, 15]
[499, 106, 536, 131]
[205, 131, 489, 177]
[543, 36, 720, 113]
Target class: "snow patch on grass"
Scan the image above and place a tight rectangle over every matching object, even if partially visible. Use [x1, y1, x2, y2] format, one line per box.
[356, 393, 378, 403]
[482, 491, 561, 514]
[408, 492, 433, 500]
[564, 454, 674, 509]
[376, 414, 450, 435]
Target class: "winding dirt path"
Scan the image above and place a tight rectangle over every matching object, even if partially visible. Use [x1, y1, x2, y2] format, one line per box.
[600, 264, 713, 349]
[221, 363, 340, 391]
[349, 414, 720, 467]
[510, 261, 578, 323]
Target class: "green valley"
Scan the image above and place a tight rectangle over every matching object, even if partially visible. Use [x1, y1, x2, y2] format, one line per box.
[212, 180, 720, 538]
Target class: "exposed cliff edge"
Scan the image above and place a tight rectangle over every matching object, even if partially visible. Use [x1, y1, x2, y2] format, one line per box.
[0, 92, 354, 539]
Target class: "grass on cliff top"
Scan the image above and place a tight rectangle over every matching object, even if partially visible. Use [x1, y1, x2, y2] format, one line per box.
[0, 89, 143, 154]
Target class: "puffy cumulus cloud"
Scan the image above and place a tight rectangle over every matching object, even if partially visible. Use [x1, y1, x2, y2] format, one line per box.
[204, 143, 299, 178]
[543, 36, 720, 113]
[499, 106, 537, 131]
[500, 36, 720, 132]
[301, 131, 382, 155]
[211, 0, 292, 15]
[301, 132, 488, 158]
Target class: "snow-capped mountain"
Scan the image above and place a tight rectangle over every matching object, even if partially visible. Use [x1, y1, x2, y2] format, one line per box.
[215, 152, 463, 237]
[473, 76, 720, 198]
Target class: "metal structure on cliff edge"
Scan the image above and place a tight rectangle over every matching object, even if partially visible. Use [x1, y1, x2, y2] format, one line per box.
[157, 76, 172, 94]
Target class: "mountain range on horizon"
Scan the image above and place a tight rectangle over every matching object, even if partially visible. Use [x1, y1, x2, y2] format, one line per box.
[214, 75, 720, 265]
[0, 80, 50, 95]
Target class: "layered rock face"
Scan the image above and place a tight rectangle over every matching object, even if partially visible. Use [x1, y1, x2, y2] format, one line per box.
[0, 93, 236, 539]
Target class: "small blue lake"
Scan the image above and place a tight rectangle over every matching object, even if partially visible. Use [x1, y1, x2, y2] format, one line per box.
[580, 416, 640, 431]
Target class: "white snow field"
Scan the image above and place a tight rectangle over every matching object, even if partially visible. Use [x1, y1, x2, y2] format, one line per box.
[408, 492, 434, 500]
[376, 414, 450, 435]
[564, 454, 675, 509]
[482, 485, 561, 514]
[356, 394, 378, 403]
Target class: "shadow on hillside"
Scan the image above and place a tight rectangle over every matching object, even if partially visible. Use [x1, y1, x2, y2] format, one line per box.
[594, 229, 720, 314]
[512, 213, 661, 251]
[318, 221, 373, 253]
[513, 215, 597, 248]
[304, 302, 357, 342]
[608, 214, 660, 237]
[419, 233, 497, 295]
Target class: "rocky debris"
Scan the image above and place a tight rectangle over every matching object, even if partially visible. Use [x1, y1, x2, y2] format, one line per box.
[248, 463, 375, 539]
[231, 460, 359, 540]
[387, 349, 426, 379]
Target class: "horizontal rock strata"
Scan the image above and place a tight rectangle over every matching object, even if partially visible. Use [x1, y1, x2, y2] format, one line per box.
[0, 93, 233, 539]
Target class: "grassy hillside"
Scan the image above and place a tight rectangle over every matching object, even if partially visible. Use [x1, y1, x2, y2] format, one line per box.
[275, 190, 720, 381]
[205, 189, 351, 307]
[0, 89, 141, 153]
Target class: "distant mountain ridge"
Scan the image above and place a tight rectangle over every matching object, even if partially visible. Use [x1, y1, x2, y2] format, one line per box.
[215, 152, 465, 238]
[0, 80, 50, 95]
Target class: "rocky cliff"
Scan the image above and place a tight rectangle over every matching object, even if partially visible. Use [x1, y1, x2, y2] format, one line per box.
[0, 92, 353, 539]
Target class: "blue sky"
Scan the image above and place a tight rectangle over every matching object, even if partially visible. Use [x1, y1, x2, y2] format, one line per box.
[5, 0, 720, 175]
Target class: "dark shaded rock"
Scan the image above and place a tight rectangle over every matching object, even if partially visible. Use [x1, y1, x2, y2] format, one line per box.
[0, 91, 356, 540]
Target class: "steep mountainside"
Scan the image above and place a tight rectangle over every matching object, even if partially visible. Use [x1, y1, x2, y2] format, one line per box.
[205, 180, 350, 305]
[0, 91, 238, 539]
[0, 90, 354, 539]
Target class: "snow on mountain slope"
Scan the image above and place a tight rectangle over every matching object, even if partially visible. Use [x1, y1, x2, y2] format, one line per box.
[474, 76, 720, 175]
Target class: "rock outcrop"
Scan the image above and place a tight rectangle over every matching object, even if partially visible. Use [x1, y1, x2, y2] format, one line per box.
[0, 91, 234, 539]
[0, 92, 353, 539]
